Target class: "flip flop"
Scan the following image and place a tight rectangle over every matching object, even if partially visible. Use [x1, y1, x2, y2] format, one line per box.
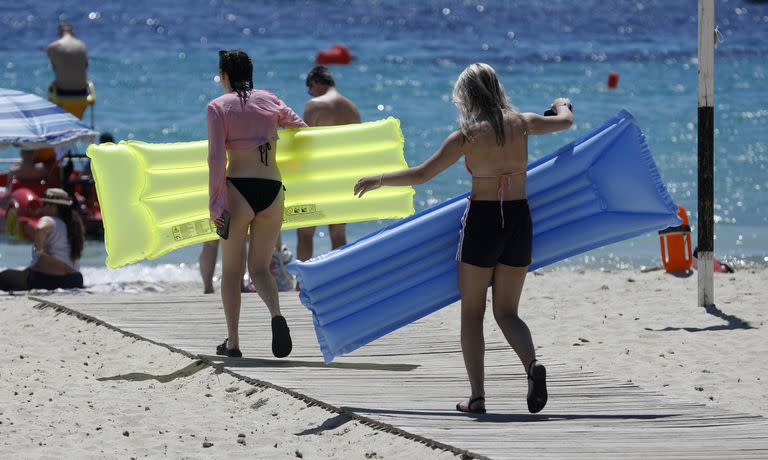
[456, 396, 486, 414]
[527, 359, 547, 413]
[215, 338, 242, 358]
[241, 282, 257, 293]
[271, 315, 292, 358]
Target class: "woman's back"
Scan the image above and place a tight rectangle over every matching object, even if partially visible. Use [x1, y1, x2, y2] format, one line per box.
[207, 89, 306, 218]
[464, 113, 528, 201]
[207, 49, 300, 360]
[353, 62, 573, 415]
[210, 90, 300, 150]
[31, 215, 78, 270]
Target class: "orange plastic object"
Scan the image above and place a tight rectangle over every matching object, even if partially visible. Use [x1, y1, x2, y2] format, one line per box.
[55, 100, 89, 118]
[607, 71, 619, 89]
[658, 205, 692, 272]
[48, 81, 96, 119]
[316, 45, 353, 65]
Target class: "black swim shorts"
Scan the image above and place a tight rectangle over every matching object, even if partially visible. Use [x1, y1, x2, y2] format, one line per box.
[456, 199, 533, 268]
[27, 270, 84, 290]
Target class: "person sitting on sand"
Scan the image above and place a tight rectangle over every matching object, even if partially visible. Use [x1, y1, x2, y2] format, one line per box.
[0, 188, 85, 291]
[355, 63, 573, 414]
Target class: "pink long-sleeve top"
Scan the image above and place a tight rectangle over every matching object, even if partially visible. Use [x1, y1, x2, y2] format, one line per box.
[207, 90, 307, 220]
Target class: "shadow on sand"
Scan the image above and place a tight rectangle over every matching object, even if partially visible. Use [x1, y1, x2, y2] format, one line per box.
[97, 360, 209, 383]
[645, 303, 755, 332]
[199, 355, 419, 372]
[295, 414, 352, 436]
[343, 406, 681, 423]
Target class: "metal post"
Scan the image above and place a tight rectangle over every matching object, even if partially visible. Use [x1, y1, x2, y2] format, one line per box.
[697, 0, 715, 307]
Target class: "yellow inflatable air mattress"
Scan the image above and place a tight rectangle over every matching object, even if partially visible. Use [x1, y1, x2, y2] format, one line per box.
[87, 117, 414, 268]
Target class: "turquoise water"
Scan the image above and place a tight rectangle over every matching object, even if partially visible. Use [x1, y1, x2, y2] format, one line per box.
[1, 0, 766, 280]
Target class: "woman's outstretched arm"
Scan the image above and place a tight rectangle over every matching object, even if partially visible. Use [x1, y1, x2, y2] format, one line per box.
[524, 97, 574, 135]
[355, 131, 464, 197]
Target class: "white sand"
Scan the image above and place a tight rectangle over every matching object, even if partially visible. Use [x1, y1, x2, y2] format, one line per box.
[1, 266, 765, 457]
[0, 295, 458, 459]
[508, 265, 768, 417]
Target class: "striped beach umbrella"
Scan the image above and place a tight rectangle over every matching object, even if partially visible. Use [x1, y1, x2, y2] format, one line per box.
[0, 88, 97, 155]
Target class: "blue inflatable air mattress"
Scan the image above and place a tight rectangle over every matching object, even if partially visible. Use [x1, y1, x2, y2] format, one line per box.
[289, 110, 681, 363]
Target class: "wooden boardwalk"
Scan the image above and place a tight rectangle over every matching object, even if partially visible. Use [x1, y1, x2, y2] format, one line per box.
[34, 292, 768, 459]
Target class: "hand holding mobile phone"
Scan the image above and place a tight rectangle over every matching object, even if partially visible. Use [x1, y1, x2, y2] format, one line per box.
[544, 103, 573, 117]
[216, 210, 230, 240]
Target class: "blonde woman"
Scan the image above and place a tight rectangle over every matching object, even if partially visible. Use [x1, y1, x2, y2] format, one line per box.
[355, 63, 572, 414]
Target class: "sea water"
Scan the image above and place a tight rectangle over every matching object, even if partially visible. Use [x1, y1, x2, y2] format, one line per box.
[1, 0, 766, 284]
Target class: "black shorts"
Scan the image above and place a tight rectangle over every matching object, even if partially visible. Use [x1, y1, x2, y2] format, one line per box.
[457, 199, 533, 268]
[27, 270, 84, 290]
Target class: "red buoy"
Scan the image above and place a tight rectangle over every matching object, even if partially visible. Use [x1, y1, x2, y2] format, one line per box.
[316, 45, 353, 65]
[607, 71, 619, 89]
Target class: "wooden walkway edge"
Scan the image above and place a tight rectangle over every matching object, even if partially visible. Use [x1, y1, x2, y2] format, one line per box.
[32, 292, 768, 459]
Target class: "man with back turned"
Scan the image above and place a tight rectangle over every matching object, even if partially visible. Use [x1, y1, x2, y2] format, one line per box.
[296, 66, 361, 265]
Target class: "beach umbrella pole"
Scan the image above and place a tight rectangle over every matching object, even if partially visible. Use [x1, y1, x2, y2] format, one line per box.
[697, 0, 715, 307]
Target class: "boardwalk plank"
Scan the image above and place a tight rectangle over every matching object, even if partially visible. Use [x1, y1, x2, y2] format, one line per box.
[34, 292, 768, 459]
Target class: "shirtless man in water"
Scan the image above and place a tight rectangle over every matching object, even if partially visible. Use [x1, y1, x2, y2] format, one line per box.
[44, 21, 89, 94]
[296, 65, 361, 263]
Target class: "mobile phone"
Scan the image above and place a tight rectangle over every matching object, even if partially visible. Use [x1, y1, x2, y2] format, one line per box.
[216, 210, 230, 240]
[544, 103, 573, 117]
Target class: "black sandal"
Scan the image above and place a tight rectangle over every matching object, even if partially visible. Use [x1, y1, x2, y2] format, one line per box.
[271, 315, 292, 358]
[216, 338, 242, 358]
[526, 359, 547, 413]
[456, 396, 486, 414]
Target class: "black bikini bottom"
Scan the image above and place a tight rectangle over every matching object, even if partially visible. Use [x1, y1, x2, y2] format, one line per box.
[227, 177, 284, 214]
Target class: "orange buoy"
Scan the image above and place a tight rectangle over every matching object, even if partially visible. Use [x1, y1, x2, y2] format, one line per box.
[316, 44, 353, 65]
[658, 205, 692, 273]
[607, 71, 619, 89]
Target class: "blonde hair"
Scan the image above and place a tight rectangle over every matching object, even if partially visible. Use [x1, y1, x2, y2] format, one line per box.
[452, 62, 519, 145]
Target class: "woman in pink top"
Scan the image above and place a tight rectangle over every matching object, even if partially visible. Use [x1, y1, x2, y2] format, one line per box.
[208, 49, 307, 358]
